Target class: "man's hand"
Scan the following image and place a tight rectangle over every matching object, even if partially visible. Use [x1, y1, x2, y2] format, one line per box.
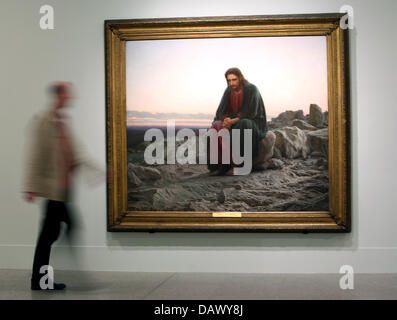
[24, 192, 38, 203]
[223, 117, 240, 129]
[223, 117, 231, 124]
[222, 117, 232, 129]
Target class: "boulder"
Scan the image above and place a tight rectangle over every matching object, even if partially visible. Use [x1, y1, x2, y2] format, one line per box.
[309, 151, 324, 158]
[269, 110, 305, 128]
[272, 146, 282, 159]
[316, 157, 328, 169]
[323, 111, 328, 126]
[307, 128, 328, 157]
[266, 158, 284, 169]
[134, 140, 153, 152]
[309, 104, 324, 128]
[127, 169, 142, 187]
[128, 163, 162, 181]
[155, 165, 178, 182]
[128, 187, 158, 203]
[292, 119, 317, 131]
[253, 131, 276, 167]
[274, 126, 309, 159]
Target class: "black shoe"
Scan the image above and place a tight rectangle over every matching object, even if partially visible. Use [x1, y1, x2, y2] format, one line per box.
[31, 280, 66, 291]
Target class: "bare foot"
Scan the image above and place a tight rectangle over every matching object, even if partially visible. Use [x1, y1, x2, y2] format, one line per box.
[225, 168, 234, 176]
[209, 169, 222, 176]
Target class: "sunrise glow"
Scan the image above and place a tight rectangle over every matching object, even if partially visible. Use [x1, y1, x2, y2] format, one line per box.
[126, 36, 328, 127]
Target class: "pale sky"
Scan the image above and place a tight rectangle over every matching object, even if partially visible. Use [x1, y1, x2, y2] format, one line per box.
[126, 36, 328, 126]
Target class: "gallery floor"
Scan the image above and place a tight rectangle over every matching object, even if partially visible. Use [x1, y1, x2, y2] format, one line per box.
[0, 269, 396, 299]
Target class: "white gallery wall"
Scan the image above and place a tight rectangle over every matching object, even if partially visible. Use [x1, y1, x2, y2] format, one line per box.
[0, 0, 396, 273]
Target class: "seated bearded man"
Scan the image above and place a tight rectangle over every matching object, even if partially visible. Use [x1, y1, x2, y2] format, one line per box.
[207, 67, 269, 176]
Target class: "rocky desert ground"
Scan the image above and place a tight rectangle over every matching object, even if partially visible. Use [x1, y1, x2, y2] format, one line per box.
[127, 104, 329, 212]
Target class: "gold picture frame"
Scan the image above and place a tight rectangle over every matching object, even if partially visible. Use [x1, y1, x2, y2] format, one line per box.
[105, 13, 351, 232]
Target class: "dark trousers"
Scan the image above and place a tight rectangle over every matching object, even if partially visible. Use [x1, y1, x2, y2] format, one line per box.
[207, 119, 260, 172]
[31, 200, 73, 282]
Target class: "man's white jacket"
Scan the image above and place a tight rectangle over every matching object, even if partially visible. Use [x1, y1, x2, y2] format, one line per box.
[23, 109, 104, 201]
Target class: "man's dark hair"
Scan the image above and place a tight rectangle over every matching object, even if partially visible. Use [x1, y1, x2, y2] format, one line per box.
[47, 82, 71, 96]
[224, 68, 248, 85]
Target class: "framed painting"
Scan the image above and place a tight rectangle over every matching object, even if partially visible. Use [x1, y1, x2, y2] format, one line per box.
[105, 13, 351, 232]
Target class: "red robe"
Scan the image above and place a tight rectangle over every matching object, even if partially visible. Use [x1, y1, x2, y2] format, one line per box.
[222, 89, 242, 120]
[211, 89, 243, 165]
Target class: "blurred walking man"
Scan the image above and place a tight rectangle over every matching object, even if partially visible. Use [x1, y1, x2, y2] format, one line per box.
[23, 82, 103, 290]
